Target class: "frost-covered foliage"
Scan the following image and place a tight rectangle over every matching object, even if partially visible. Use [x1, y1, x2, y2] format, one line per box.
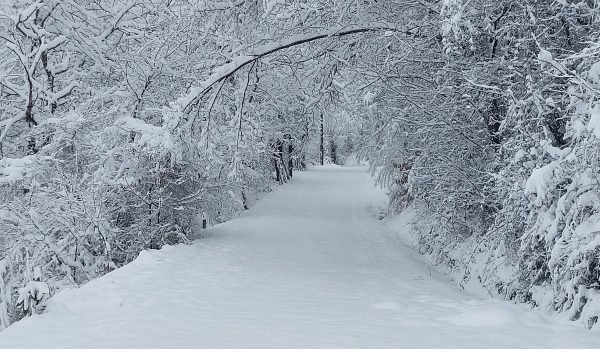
[513, 40, 600, 328]
[0, 0, 349, 329]
[352, 0, 600, 328]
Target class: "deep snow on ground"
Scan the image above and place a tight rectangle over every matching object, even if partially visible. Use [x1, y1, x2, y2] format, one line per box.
[0, 166, 598, 348]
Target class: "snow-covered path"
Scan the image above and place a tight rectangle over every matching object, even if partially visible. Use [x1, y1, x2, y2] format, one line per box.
[1, 167, 598, 348]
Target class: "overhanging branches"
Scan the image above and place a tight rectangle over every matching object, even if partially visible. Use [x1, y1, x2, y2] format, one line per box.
[177, 23, 402, 113]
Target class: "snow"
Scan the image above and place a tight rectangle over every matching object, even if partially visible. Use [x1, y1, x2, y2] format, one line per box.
[114, 117, 177, 155]
[0, 156, 35, 184]
[525, 161, 559, 205]
[538, 49, 553, 63]
[588, 61, 600, 85]
[16, 281, 49, 314]
[0, 166, 598, 348]
[587, 104, 600, 138]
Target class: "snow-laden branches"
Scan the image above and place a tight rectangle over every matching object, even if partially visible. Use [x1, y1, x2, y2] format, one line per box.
[179, 23, 400, 112]
[354, 0, 600, 329]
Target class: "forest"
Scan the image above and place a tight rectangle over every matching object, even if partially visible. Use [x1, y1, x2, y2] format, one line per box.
[1, 0, 600, 331]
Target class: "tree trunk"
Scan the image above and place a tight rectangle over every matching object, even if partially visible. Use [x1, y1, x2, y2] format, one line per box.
[242, 191, 249, 210]
[320, 113, 324, 166]
[273, 155, 281, 183]
[288, 142, 293, 178]
[273, 139, 285, 183]
[330, 141, 337, 165]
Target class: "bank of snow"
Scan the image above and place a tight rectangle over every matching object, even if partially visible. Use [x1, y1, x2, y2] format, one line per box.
[0, 166, 598, 348]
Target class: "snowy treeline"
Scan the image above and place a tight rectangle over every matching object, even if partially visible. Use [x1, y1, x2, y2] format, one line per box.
[1, 0, 600, 330]
[0, 0, 338, 329]
[357, 0, 600, 329]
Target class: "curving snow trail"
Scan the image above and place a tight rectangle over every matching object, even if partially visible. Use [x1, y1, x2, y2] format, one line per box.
[0, 166, 598, 348]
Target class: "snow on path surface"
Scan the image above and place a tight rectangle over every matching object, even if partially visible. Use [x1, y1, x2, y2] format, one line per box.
[1, 166, 598, 349]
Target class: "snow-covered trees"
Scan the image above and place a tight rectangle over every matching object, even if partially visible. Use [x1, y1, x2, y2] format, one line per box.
[0, 0, 348, 329]
[1, 0, 599, 331]
[0, 0, 411, 330]
[438, 0, 600, 327]
[348, 0, 600, 328]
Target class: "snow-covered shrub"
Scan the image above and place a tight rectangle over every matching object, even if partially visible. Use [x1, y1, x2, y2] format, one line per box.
[16, 281, 49, 316]
[508, 44, 600, 326]
[16, 266, 49, 317]
[0, 260, 11, 330]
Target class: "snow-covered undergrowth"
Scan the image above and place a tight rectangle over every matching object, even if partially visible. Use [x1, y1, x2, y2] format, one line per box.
[389, 196, 600, 329]
[385, 207, 517, 298]
[0, 107, 276, 330]
[357, 1, 600, 329]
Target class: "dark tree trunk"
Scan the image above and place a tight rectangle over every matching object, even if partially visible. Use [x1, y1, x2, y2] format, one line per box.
[288, 142, 293, 178]
[273, 139, 284, 183]
[242, 191, 249, 210]
[320, 113, 324, 166]
[484, 98, 504, 145]
[330, 141, 337, 165]
[273, 156, 281, 183]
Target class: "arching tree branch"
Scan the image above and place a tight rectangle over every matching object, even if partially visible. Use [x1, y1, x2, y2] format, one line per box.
[178, 23, 400, 113]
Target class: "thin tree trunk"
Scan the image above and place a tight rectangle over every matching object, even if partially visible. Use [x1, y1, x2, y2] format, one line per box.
[330, 141, 337, 165]
[320, 113, 324, 166]
[273, 140, 283, 183]
[242, 191, 249, 210]
[288, 142, 293, 178]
